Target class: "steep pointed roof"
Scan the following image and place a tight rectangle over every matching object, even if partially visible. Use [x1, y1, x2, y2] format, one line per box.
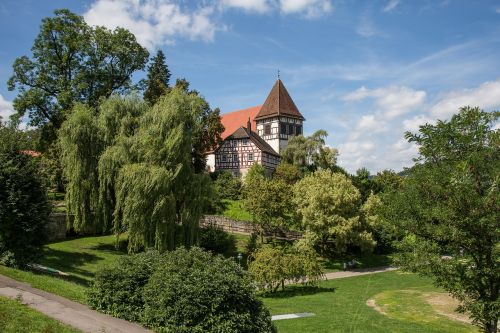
[255, 79, 305, 121]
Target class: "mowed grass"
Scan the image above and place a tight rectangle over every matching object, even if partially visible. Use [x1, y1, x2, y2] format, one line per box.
[262, 271, 477, 333]
[218, 199, 253, 221]
[0, 296, 81, 333]
[0, 234, 126, 303]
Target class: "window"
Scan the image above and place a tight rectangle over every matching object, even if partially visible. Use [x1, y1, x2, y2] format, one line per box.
[248, 153, 254, 161]
[264, 124, 271, 135]
[296, 125, 302, 135]
[243, 139, 249, 146]
[222, 154, 227, 162]
[281, 123, 287, 135]
[289, 124, 295, 135]
[233, 154, 238, 162]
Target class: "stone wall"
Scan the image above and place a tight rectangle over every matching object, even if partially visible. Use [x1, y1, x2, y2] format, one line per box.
[201, 215, 302, 240]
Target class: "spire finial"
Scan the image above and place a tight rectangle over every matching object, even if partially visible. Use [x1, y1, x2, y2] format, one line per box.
[277, 69, 280, 80]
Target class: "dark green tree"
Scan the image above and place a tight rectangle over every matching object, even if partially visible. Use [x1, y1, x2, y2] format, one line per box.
[0, 125, 50, 267]
[143, 50, 171, 106]
[383, 107, 499, 333]
[351, 167, 375, 203]
[7, 9, 148, 145]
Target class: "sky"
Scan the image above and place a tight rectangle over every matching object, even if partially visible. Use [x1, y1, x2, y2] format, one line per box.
[0, 0, 499, 173]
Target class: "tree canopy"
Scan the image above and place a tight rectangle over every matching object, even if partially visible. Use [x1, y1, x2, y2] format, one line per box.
[143, 50, 171, 106]
[383, 107, 499, 333]
[7, 9, 148, 145]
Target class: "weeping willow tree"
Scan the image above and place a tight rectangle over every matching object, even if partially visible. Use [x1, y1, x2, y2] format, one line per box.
[60, 90, 215, 251]
[59, 104, 102, 232]
[113, 88, 214, 251]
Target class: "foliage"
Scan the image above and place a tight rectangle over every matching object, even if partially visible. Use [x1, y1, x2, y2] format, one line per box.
[273, 162, 302, 184]
[214, 171, 242, 200]
[0, 125, 50, 267]
[248, 246, 324, 292]
[244, 164, 295, 236]
[59, 104, 102, 232]
[59, 90, 219, 250]
[143, 50, 171, 106]
[141, 247, 276, 333]
[199, 223, 237, 256]
[7, 9, 148, 145]
[383, 107, 499, 333]
[351, 167, 376, 203]
[87, 250, 163, 322]
[293, 170, 376, 254]
[281, 130, 338, 172]
[373, 169, 403, 193]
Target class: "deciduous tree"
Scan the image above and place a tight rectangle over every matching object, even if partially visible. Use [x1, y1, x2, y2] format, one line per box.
[383, 107, 499, 333]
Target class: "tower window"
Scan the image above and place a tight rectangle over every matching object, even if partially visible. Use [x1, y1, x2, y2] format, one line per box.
[296, 125, 302, 135]
[248, 153, 254, 161]
[281, 123, 287, 135]
[264, 124, 271, 135]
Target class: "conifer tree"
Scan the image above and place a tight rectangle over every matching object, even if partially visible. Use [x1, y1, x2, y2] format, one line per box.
[143, 50, 171, 106]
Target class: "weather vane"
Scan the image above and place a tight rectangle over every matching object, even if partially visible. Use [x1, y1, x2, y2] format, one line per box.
[277, 69, 280, 80]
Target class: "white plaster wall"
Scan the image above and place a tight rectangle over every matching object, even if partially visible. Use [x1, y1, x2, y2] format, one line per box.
[206, 153, 215, 172]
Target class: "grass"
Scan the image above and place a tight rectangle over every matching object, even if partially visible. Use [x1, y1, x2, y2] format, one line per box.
[218, 199, 253, 221]
[0, 296, 81, 333]
[0, 234, 126, 304]
[263, 270, 477, 333]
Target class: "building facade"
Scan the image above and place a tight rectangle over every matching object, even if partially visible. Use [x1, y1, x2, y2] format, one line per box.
[207, 79, 305, 177]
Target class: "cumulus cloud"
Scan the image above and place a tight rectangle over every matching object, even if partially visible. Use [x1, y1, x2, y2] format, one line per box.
[84, 0, 221, 49]
[0, 94, 14, 122]
[221, 0, 271, 13]
[430, 79, 500, 118]
[383, 0, 400, 12]
[343, 85, 426, 118]
[279, 0, 333, 18]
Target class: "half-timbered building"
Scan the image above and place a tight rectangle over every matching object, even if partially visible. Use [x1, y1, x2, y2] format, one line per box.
[207, 79, 305, 177]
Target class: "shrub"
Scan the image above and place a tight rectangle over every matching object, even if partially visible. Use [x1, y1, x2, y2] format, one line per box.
[0, 126, 50, 267]
[87, 250, 163, 322]
[248, 246, 324, 292]
[142, 247, 276, 333]
[199, 223, 237, 256]
[214, 171, 242, 200]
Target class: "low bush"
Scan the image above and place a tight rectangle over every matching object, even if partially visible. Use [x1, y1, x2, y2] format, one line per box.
[87, 250, 163, 322]
[88, 247, 276, 333]
[199, 223, 237, 256]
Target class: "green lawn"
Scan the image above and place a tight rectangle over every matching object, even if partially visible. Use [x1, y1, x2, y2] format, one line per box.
[218, 199, 253, 221]
[0, 234, 126, 304]
[263, 271, 477, 333]
[0, 296, 80, 333]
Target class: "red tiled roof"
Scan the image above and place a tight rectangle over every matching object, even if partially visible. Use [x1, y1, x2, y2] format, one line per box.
[255, 79, 304, 121]
[220, 106, 261, 139]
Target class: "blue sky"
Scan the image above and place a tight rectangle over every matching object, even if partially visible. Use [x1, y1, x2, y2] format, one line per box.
[1, 0, 499, 173]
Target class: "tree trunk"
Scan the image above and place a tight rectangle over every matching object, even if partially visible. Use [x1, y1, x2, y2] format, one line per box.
[485, 319, 497, 333]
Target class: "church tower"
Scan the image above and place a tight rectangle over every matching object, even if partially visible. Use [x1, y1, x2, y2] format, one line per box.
[255, 79, 305, 154]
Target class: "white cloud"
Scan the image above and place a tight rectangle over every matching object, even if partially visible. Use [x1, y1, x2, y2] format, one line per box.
[402, 114, 434, 133]
[279, 0, 333, 18]
[84, 0, 221, 49]
[0, 94, 14, 122]
[221, 0, 271, 13]
[383, 0, 400, 12]
[343, 85, 426, 118]
[430, 80, 500, 118]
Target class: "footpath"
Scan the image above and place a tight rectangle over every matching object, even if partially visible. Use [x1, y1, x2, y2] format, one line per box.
[323, 266, 397, 280]
[0, 274, 152, 333]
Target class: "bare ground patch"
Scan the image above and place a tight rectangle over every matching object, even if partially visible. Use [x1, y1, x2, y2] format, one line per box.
[366, 298, 387, 315]
[423, 292, 471, 324]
